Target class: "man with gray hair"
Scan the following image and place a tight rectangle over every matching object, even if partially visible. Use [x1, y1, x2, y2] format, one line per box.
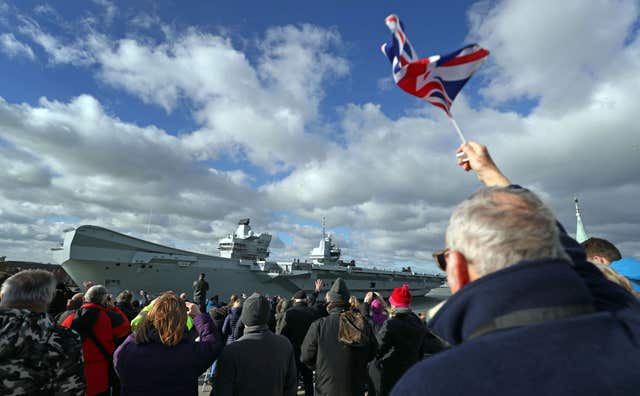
[392, 142, 640, 396]
[0, 269, 86, 395]
[61, 285, 130, 396]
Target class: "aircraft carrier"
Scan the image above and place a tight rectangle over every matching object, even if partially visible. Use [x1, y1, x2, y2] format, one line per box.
[53, 219, 444, 298]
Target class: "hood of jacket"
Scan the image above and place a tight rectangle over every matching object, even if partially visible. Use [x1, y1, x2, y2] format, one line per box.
[0, 308, 57, 361]
[240, 293, 270, 327]
[429, 258, 594, 345]
[327, 277, 350, 303]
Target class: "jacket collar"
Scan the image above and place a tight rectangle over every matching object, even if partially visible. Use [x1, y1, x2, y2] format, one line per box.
[240, 324, 269, 340]
[80, 302, 106, 311]
[327, 305, 346, 315]
[429, 258, 594, 345]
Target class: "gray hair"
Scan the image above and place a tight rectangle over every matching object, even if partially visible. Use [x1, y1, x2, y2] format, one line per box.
[446, 187, 569, 277]
[0, 270, 56, 308]
[68, 293, 85, 310]
[85, 285, 108, 305]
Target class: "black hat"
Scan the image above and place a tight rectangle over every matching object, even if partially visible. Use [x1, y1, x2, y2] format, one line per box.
[327, 278, 350, 303]
[293, 290, 307, 300]
[240, 293, 270, 326]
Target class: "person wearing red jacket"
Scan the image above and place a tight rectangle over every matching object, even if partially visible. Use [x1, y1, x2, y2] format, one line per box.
[62, 285, 130, 396]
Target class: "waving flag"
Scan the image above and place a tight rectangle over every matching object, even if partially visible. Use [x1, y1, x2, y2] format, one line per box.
[381, 14, 489, 116]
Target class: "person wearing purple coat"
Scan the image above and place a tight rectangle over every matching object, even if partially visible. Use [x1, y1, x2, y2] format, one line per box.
[113, 292, 223, 396]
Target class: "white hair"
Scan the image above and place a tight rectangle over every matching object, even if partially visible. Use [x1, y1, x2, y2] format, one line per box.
[0, 269, 56, 307]
[85, 285, 108, 305]
[446, 187, 569, 277]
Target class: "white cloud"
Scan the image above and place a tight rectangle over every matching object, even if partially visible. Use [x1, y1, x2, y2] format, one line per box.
[15, 15, 350, 172]
[92, 0, 117, 25]
[467, 0, 639, 113]
[0, 94, 273, 262]
[18, 17, 95, 65]
[377, 76, 393, 92]
[0, 33, 35, 60]
[257, 24, 349, 119]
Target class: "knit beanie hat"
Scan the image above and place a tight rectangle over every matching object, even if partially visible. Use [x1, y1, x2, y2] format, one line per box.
[240, 293, 270, 326]
[370, 299, 387, 326]
[389, 284, 412, 308]
[327, 278, 350, 303]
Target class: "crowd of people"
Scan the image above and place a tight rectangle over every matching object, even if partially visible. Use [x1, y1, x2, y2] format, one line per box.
[1, 141, 640, 396]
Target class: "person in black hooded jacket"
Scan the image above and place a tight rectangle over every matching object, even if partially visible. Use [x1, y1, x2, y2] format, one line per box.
[278, 290, 317, 396]
[368, 284, 433, 396]
[301, 278, 377, 396]
[215, 293, 297, 396]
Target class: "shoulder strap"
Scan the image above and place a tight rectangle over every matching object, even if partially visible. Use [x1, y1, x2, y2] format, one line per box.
[85, 324, 118, 386]
[469, 304, 595, 340]
[75, 307, 113, 361]
[86, 330, 112, 362]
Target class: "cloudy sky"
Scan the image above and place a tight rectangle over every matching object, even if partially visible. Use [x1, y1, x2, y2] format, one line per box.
[0, 0, 638, 272]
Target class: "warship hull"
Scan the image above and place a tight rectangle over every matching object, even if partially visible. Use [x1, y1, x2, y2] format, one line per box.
[54, 225, 444, 298]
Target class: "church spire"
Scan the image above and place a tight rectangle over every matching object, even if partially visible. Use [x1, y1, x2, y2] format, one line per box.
[574, 196, 589, 243]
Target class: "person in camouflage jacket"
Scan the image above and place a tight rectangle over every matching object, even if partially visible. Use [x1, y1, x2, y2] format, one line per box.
[0, 270, 85, 395]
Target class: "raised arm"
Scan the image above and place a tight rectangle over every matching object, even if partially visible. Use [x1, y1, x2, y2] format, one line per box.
[361, 291, 375, 318]
[309, 279, 323, 305]
[185, 303, 224, 374]
[457, 141, 511, 187]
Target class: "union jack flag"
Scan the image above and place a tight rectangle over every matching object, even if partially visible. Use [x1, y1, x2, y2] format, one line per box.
[381, 14, 489, 115]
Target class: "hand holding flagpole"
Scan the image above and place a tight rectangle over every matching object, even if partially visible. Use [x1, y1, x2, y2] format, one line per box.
[456, 141, 511, 187]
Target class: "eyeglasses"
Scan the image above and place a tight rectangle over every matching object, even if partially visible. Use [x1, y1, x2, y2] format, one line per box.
[432, 248, 449, 272]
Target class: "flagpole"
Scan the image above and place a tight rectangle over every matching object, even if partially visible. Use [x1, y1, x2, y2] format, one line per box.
[447, 113, 467, 144]
[447, 113, 469, 161]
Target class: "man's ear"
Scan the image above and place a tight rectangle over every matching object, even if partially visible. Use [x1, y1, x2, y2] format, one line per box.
[590, 255, 610, 265]
[446, 250, 471, 294]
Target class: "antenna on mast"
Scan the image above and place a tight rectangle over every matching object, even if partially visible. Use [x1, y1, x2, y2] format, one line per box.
[574, 196, 589, 243]
[322, 217, 326, 238]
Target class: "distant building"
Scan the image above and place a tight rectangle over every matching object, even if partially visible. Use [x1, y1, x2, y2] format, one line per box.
[0, 261, 76, 288]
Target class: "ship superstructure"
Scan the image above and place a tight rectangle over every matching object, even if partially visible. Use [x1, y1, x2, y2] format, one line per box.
[308, 218, 342, 265]
[53, 220, 444, 298]
[218, 218, 271, 261]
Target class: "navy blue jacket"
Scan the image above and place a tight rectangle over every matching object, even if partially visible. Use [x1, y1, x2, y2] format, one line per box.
[222, 307, 242, 344]
[392, 243, 640, 395]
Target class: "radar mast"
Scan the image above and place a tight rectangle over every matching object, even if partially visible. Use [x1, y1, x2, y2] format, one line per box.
[574, 196, 589, 243]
